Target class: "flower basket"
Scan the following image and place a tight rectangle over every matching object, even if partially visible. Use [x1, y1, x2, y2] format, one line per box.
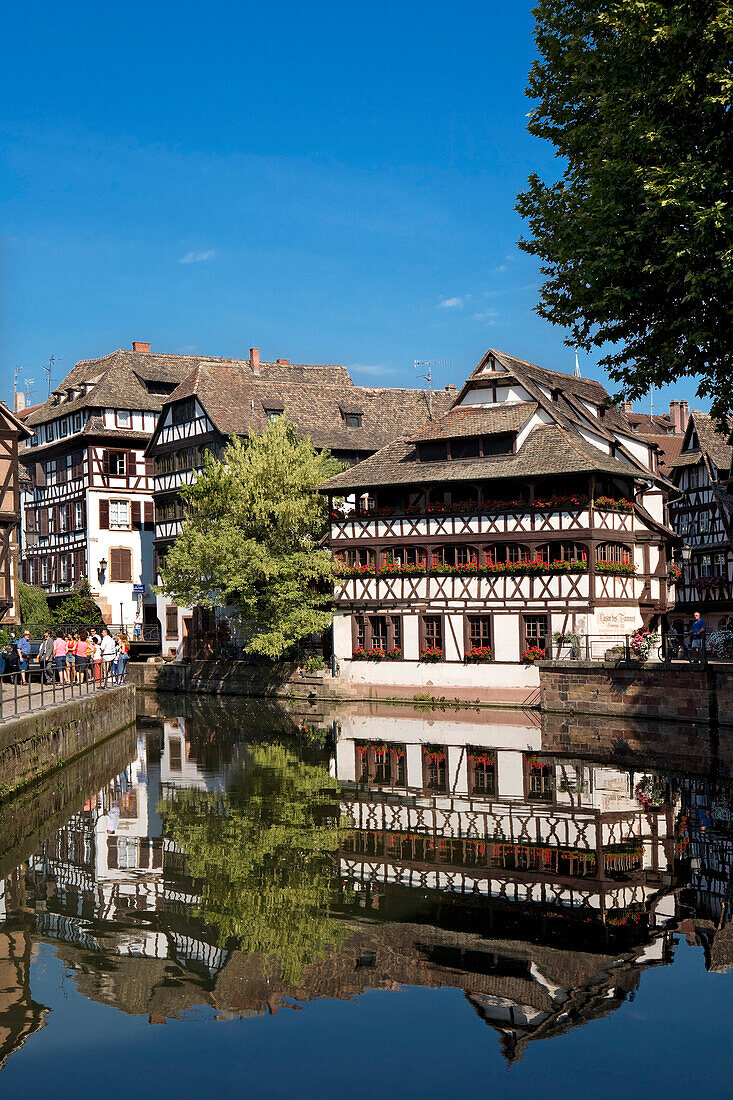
[385, 647, 403, 661]
[596, 561, 637, 575]
[635, 775, 666, 808]
[521, 646, 546, 663]
[466, 646, 493, 663]
[420, 646, 443, 662]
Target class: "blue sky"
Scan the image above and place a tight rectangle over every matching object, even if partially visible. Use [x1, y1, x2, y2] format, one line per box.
[2, 0, 704, 414]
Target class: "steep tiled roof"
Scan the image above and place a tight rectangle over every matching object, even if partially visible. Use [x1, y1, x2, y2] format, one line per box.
[154, 359, 454, 454]
[670, 411, 733, 475]
[409, 403, 537, 443]
[321, 424, 643, 492]
[23, 349, 354, 427]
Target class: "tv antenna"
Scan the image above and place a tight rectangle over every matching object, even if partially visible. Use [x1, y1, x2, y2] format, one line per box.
[24, 377, 36, 403]
[42, 355, 65, 398]
[414, 359, 451, 419]
[13, 365, 23, 402]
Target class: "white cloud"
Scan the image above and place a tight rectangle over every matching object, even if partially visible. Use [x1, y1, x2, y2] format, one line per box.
[473, 310, 499, 324]
[438, 296, 464, 309]
[179, 249, 216, 264]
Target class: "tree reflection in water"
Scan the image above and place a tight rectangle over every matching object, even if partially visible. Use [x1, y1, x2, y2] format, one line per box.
[160, 742, 344, 983]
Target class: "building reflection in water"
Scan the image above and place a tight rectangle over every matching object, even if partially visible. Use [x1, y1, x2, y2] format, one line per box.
[0, 702, 731, 1068]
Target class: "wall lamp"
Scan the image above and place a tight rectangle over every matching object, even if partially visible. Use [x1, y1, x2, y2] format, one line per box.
[98, 557, 108, 582]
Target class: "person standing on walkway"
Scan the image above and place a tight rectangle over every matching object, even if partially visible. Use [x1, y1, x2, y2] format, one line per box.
[17, 630, 31, 684]
[92, 635, 103, 683]
[100, 627, 116, 684]
[38, 629, 53, 683]
[53, 631, 67, 681]
[116, 634, 130, 682]
[75, 629, 90, 682]
[689, 610, 707, 663]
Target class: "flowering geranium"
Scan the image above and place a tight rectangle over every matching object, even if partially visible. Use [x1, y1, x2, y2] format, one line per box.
[423, 745, 446, 762]
[667, 563, 683, 582]
[594, 495, 634, 512]
[629, 630, 659, 661]
[352, 646, 386, 660]
[596, 560, 636, 575]
[693, 575, 726, 591]
[385, 646, 403, 660]
[466, 645, 493, 662]
[420, 645, 443, 662]
[521, 646, 546, 663]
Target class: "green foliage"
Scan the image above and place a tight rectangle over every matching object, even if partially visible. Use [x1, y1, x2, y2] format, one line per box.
[160, 742, 344, 983]
[517, 1, 733, 421]
[159, 418, 346, 658]
[303, 656, 326, 672]
[19, 583, 51, 634]
[0, 629, 11, 650]
[51, 579, 105, 629]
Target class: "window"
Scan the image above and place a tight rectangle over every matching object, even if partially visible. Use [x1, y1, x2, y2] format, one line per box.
[109, 548, 132, 582]
[714, 553, 727, 578]
[46, 458, 56, 485]
[73, 413, 82, 432]
[383, 546, 426, 568]
[467, 615, 492, 652]
[116, 410, 131, 428]
[353, 614, 402, 656]
[596, 543, 632, 565]
[156, 500, 177, 522]
[525, 754, 554, 802]
[345, 413, 362, 428]
[41, 558, 49, 584]
[699, 511, 711, 534]
[422, 744, 447, 792]
[60, 418, 68, 437]
[450, 436, 481, 459]
[418, 441, 448, 462]
[688, 465, 699, 488]
[105, 451, 127, 477]
[468, 748, 496, 796]
[45, 423, 54, 443]
[177, 448, 195, 470]
[538, 541, 588, 564]
[109, 500, 130, 529]
[155, 453, 175, 475]
[338, 548, 375, 569]
[432, 546, 477, 568]
[59, 557, 69, 583]
[166, 605, 179, 639]
[172, 399, 195, 425]
[522, 614, 548, 656]
[491, 543, 531, 565]
[59, 506, 68, 532]
[264, 408, 284, 422]
[75, 502, 83, 529]
[678, 513, 691, 536]
[421, 615, 443, 659]
[356, 742, 406, 787]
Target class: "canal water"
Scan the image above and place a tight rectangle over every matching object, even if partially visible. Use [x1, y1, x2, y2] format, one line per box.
[1, 696, 731, 1097]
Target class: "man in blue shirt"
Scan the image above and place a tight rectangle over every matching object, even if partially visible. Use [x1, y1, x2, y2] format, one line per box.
[687, 611, 707, 663]
[17, 629, 31, 684]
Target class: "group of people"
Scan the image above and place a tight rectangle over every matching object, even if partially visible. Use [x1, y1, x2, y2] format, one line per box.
[31, 627, 130, 685]
[667, 611, 707, 663]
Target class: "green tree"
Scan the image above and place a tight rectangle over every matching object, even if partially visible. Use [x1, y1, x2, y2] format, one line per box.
[51, 578, 105, 630]
[160, 742, 343, 983]
[516, 1, 733, 420]
[18, 583, 51, 635]
[159, 418, 344, 658]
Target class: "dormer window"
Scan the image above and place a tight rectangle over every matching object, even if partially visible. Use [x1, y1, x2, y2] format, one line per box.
[265, 408, 284, 422]
[116, 410, 131, 429]
[345, 413, 362, 428]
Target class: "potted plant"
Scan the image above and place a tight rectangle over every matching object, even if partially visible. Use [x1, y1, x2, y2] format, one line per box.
[521, 645, 546, 663]
[466, 645, 493, 663]
[420, 645, 443, 662]
[553, 631, 581, 659]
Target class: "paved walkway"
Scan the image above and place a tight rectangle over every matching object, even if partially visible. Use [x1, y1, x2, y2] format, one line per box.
[0, 676, 125, 721]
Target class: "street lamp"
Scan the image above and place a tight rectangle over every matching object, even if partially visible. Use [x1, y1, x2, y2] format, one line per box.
[680, 545, 692, 564]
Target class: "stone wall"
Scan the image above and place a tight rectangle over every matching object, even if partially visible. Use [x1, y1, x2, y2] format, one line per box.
[0, 685, 136, 797]
[539, 661, 733, 726]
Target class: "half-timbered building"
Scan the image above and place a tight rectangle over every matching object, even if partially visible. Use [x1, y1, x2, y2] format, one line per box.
[145, 350, 454, 654]
[0, 404, 32, 624]
[320, 348, 676, 690]
[667, 411, 733, 630]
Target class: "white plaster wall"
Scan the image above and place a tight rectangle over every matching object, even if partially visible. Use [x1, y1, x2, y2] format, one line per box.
[496, 750, 525, 798]
[642, 490, 665, 524]
[406, 743, 423, 788]
[459, 385, 533, 406]
[445, 612, 464, 662]
[403, 615, 420, 660]
[337, 659, 539, 690]
[333, 612, 352, 659]
[448, 745, 469, 794]
[493, 614, 519, 662]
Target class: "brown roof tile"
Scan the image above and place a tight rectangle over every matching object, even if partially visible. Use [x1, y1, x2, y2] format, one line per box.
[409, 403, 536, 442]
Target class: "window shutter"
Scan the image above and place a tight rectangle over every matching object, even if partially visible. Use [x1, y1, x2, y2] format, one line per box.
[82, 501, 87, 529]
[57, 463, 67, 485]
[144, 501, 154, 529]
[76, 550, 85, 581]
[127, 450, 135, 475]
[39, 509, 48, 536]
[36, 461, 46, 487]
[53, 506, 60, 532]
[72, 450, 83, 478]
[102, 450, 110, 476]
[110, 548, 132, 582]
[131, 500, 142, 528]
[110, 547, 121, 581]
[67, 503, 73, 530]
[99, 499, 109, 529]
[145, 457, 154, 477]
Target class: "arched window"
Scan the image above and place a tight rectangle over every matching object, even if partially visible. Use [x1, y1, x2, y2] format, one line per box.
[382, 546, 427, 568]
[537, 541, 588, 564]
[485, 544, 532, 565]
[338, 547, 375, 568]
[432, 545, 478, 568]
[596, 543, 633, 565]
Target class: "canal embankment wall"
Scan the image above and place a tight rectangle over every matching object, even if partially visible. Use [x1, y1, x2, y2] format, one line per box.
[540, 661, 733, 727]
[0, 685, 136, 798]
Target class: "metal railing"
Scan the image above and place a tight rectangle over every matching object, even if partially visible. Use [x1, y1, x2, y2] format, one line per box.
[0, 661, 128, 722]
[549, 633, 710, 667]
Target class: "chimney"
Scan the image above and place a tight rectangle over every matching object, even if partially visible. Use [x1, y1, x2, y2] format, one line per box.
[669, 399, 681, 431]
[679, 399, 690, 433]
[250, 347, 260, 375]
[444, 384, 457, 392]
[132, 341, 151, 354]
[276, 358, 290, 365]
[14, 391, 25, 414]
[621, 400, 633, 416]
